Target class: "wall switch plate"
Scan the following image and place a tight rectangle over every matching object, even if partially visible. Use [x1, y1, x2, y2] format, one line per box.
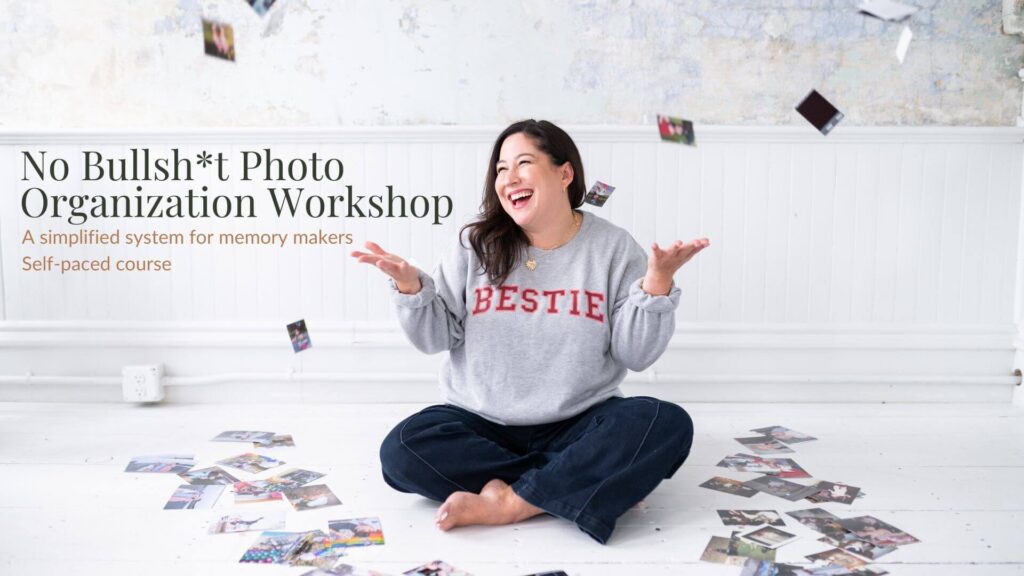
[122, 364, 164, 403]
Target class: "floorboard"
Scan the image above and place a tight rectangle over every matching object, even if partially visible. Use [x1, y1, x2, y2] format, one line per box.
[2, 402, 1022, 575]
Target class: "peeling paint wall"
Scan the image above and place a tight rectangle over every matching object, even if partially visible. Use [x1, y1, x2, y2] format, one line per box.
[0, 0, 1021, 127]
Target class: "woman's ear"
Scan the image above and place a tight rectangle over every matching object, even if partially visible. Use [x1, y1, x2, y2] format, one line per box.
[560, 162, 574, 187]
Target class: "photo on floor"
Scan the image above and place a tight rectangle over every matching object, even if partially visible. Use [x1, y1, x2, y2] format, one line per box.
[178, 465, 239, 485]
[700, 476, 758, 497]
[284, 484, 342, 511]
[217, 452, 286, 474]
[328, 517, 386, 547]
[717, 510, 786, 527]
[739, 525, 799, 549]
[163, 484, 224, 510]
[743, 476, 820, 501]
[124, 454, 195, 474]
[209, 511, 286, 534]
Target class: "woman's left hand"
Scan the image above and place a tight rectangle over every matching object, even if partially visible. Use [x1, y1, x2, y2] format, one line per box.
[643, 238, 711, 295]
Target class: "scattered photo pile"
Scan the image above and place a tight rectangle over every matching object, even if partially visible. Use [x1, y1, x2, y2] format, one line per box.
[122, 426, 468, 575]
[700, 424, 919, 575]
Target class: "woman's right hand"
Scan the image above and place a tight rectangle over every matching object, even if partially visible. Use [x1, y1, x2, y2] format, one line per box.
[350, 241, 422, 294]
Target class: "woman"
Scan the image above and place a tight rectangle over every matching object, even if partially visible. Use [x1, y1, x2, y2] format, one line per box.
[351, 119, 709, 544]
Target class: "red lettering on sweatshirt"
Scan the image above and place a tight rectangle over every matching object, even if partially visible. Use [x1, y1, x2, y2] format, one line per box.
[472, 286, 493, 315]
[471, 285, 605, 323]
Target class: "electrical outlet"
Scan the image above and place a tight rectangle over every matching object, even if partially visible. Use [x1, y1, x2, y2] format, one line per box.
[122, 364, 164, 403]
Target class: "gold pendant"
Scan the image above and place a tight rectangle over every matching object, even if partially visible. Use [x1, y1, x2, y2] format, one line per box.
[525, 259, 537, 271]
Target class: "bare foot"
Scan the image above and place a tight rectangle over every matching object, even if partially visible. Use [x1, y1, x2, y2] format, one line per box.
[435, 479, 544, 531]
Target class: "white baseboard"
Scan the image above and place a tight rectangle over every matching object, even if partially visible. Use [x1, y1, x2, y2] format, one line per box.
[0, 322, 1018, 403]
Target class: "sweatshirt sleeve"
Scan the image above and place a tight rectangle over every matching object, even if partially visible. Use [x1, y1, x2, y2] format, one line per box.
[608, 238, 681, 371]
[388, 239, 468, 354]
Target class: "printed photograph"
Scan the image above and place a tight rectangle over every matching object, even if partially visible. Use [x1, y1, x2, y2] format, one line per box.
[584, 181, 616, 208]
[403, 560, 473, 576]
[163, 484, 223, 510]
[209, 511, 286, 534]
[786, 508, 841, 530]
[255, 434, 295, 448]
[285, 530, 347, 569]
[217, 452, 285, 474]
[716, 453, 781, 475]
[239, 531, 306, 564]
[795, 89, 844, 135]
[213, 430, 276, 444]
[276, 468, 326, 485]
[656, 114, 696, 146]
[738, 559, 856, 576]
[718, 510, 785, 527]
[750, 425, 817, 444]
[178, 465, 239, 485]
[743, 476, 820, 501]
[700, 476, 758, 497]
[246, 0, 278, 16]
[836, 515, 920, 547]
[727, 532, 777, 562]
[201, 19, 235, 62]
[740, 526, 799, 549]
[317, 566, 394, 576]
[328, 517, 386, 547]
[699, 535, 748, 566]
[288, 319, 312, 353]
[758, 457, 811, 479]
[124, 454, 195, 474]
[234, 480, 289, 503]
[735, 436, 795, 455]
[804, 548, 867, 570]
[833, 537, 897, 561]
[805, 481, 861, 505]
[284, 484, 342, 511]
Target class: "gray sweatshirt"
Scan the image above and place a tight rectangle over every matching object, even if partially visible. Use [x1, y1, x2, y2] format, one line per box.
[388, 211, 681, 425]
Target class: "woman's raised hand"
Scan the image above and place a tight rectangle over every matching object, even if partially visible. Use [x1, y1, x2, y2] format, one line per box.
[350, 241, 422, 294]
[642, 237, 711, 296]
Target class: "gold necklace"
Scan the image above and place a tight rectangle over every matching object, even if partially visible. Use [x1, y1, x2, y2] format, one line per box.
[525, 212, 581, 271]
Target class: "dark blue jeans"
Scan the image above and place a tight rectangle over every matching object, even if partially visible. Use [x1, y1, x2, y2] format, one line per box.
[379, 396, 694, 544]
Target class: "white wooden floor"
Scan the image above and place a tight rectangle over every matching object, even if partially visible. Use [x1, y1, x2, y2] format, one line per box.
[1, 401, 1023, 576]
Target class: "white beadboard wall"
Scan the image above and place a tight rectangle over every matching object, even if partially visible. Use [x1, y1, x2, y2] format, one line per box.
[0, 126, 1022, 403]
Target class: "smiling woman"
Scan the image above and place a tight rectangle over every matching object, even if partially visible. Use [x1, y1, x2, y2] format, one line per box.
[351, 119, 711, 545]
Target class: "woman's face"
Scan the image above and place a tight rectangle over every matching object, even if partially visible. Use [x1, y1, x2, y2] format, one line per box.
[495, 132, 573, 232]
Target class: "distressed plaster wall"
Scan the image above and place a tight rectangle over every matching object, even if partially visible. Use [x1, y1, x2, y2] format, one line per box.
[0, 0, 1021, 127]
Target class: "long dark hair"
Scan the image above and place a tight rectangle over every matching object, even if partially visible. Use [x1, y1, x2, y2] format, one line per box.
[461, 120, 587, 286]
